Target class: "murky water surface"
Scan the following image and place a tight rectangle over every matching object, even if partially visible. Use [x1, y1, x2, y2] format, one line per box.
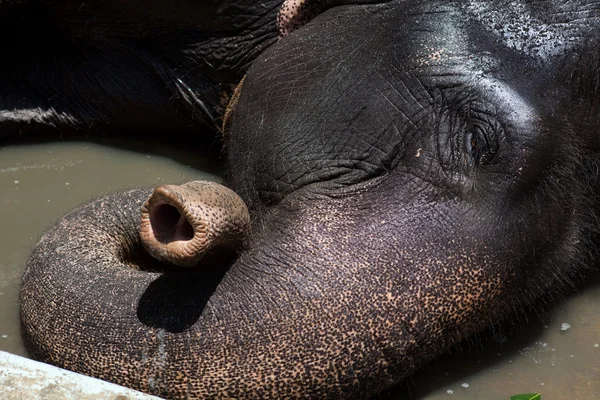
[390, 279, 600, 400]
[1, 141, 598, 399]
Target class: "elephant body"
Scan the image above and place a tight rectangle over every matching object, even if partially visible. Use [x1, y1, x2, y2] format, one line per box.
[0, 0, 282, 136]
[15, 0, 600, 398]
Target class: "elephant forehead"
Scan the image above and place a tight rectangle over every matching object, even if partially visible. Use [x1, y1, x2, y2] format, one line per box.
[248, 3, 539, 103]
[272, 0, 598, 77]
[461, 1, 595, 59]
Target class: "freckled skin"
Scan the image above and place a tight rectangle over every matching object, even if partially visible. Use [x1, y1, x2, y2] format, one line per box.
[17, 1, 600, 399]
[277, 0, 311, 37]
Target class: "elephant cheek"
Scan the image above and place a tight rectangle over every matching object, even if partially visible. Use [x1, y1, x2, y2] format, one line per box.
[368, 245, 514, 370]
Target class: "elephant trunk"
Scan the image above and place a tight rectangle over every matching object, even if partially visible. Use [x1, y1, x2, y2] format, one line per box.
[19, 184, 524, 399]
[139, 181, 250, 267]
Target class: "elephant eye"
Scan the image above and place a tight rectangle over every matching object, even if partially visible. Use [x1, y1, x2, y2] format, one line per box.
[461, 126, 498, 168]
[464, 130, 483, 165]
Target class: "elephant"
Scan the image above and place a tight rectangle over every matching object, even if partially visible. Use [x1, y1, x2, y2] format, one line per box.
[13, 0, 600, 398]
[0, 0, 369, 138]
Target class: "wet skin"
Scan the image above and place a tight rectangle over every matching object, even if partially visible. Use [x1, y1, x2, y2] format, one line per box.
[15, 0, 600, 399]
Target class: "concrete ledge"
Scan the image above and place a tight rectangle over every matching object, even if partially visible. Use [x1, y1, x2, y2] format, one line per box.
[0, 351, 162, 400]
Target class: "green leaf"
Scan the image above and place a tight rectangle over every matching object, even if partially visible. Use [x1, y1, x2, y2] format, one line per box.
[510, 394, 541, 400]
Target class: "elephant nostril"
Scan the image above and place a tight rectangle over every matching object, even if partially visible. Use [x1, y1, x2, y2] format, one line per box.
[177, 217, 195, 241]
[140, 180, 251, 268]
[150, 204, 179, 234]
[150, 203, 194, 242]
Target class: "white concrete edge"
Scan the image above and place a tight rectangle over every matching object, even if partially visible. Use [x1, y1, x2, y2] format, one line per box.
[0, 350, 162, 400]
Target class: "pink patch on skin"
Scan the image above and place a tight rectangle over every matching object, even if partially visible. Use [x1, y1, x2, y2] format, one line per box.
[277, 0, 313, 37]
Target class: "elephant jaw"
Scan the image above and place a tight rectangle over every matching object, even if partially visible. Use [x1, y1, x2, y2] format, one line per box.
[139, 181, 251, 267]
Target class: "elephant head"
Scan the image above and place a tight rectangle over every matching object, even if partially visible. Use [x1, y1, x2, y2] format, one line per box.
[19, 0, 600, 399]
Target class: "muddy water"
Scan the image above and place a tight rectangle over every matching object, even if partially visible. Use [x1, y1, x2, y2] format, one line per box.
[1, 141, 599, 399]
[390, 277, 600, 400]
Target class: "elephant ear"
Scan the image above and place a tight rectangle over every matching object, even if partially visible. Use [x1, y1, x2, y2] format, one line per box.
[277, 0, 389, 37]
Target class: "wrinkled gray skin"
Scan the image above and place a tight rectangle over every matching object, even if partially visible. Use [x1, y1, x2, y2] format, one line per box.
[15, 0, 600, 399]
